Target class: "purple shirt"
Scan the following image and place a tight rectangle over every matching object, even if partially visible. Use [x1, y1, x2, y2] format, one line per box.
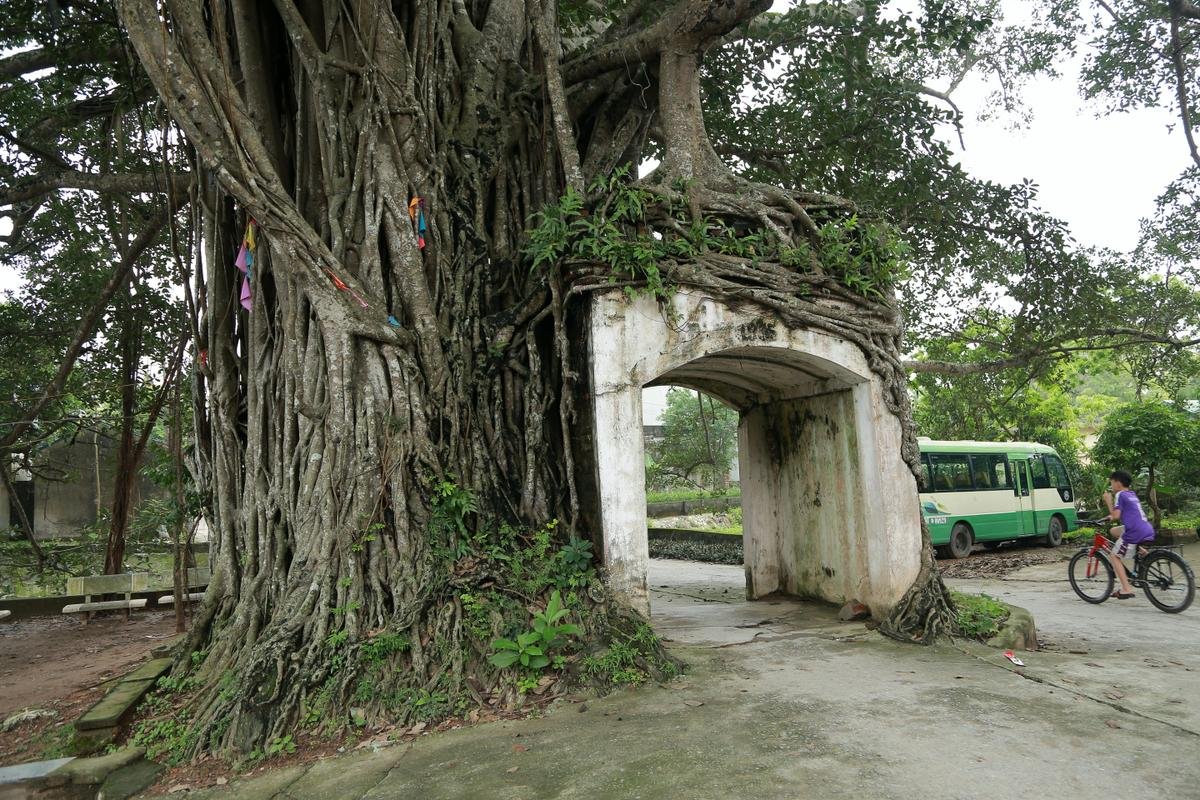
[1116, 490, 1155, 543]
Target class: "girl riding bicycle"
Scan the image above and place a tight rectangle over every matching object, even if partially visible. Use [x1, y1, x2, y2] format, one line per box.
[1101, 469, 1155, 599]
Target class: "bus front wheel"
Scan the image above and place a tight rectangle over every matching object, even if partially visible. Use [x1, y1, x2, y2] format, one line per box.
[947, 523, 974, 559]
[1043, 516, 1064, 548]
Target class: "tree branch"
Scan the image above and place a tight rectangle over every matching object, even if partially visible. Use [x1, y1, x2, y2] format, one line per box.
[1168, 2, 1200, 168]
[0, 169, 191, 207]
[0, 45, 123, 82]
[25, 83, 158, 140]
[562, 0, 771, 86]
[907, 328, 1200, 375]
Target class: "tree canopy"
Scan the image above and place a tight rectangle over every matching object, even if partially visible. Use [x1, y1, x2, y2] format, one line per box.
[646, 389, 739, 491]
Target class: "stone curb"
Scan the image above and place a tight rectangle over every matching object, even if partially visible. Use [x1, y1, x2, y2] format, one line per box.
[0, 747, 161, 800]
[72, 658, 172, 754]
[986, 604, 1038, 652]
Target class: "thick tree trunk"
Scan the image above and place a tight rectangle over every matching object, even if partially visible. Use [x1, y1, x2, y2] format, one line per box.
[114, 0, 954, 757]
[1148, 465, 1162, 531]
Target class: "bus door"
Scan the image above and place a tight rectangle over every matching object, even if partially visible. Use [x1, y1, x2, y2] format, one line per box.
[1011, 458, 1037, 536]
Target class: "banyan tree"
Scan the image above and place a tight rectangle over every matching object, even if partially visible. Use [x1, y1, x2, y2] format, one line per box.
[36, 0, 956, 755]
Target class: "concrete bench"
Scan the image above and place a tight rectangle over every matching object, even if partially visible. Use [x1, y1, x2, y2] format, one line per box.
[156, 567, 210, 606]
[63, 574, 151, 623]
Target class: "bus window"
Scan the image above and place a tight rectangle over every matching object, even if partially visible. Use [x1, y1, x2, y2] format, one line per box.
[930, 453, 973, 491]
[1045, 454, 1070, 489]
[969, 454, 1011, 490]
[1029, 456, 1051, 490]
[922, 454, 933, 490]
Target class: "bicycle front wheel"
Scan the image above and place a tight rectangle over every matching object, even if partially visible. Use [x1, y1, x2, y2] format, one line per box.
[1140, 551, 1196, 614]
[1069, 549, 1114, 604]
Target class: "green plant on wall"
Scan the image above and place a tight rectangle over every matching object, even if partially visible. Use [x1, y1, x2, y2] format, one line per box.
[525, 168, 911, 306]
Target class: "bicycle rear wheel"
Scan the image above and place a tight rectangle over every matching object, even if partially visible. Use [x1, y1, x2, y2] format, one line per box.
[1140, 551, 1196, 614]
[1069, 549, 1114, 604]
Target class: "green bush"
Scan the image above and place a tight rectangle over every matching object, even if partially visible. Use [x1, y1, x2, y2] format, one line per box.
[645, 486, 741, 504]
[647, 538, 742, 565]
[951, 592, 1010, 640]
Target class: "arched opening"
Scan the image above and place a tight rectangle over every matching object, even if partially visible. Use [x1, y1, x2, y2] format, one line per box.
[642, 385, 743, 594]
[587, 289, 922, 618]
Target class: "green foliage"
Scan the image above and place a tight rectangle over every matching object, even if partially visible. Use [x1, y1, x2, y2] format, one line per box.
[524, 167, 674, 300]
[490, 591, 580, 671]
[424, 482, 475, 563]
[555, 538, 595, 588]
[525, 168, 903, 304]
[582, 640, 647, 686]
[361, 632, 411, 664]
[155, 673, 199, 695]
[1092, 401, 1199, 522]
[1092, 401, 1196, 475]
[912, 346, 1087, 480]
[645, 486, 741, 504]
[131, 715, 197, 766]
[531, 591, 583, 650]
[489, 632, 550, 670]
[300, 686, 333, 728]
[582, 624, 677, 688]
[266, 735, 297, 757]
[950, 592, 1010, 640]
[1161, 510, 1200, 532]
[816, 215, 911, 298]
[646, 388, 739, 492]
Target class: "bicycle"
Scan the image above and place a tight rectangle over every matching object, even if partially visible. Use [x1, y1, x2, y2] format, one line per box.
[1067, 520, 1195, 613]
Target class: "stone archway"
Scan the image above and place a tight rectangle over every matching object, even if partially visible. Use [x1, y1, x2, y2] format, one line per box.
[586, 289, 922, 617]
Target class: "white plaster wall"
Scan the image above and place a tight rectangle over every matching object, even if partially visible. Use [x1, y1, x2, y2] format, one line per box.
[589, 289, 923, 617]
[739, 406, 780, 599]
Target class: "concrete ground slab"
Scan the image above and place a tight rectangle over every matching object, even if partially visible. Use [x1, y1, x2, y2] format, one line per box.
[172, 557, 1200, 799]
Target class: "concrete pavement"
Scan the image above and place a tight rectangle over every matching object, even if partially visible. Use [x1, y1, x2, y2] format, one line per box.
[172, 556, 1200, 799]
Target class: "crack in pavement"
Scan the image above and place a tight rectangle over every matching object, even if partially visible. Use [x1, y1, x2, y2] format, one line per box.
[652, 587, 740, 604]
[357, 742, 414, 800]
[960, 647, 1200, 738]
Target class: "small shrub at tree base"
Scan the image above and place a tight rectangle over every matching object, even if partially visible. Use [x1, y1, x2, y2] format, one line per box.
[581, 624, 680, 689]
[490, 590, 580, 670]
[950, 592, 1010, 640]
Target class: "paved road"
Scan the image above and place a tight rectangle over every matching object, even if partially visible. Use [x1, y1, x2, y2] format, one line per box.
[179, 556, 1200, 799]
[945, 540, 1200, 735]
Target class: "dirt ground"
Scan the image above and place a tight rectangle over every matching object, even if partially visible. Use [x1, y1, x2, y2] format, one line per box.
[0, 611, 180, 764]
[936, 540, 1075, 579]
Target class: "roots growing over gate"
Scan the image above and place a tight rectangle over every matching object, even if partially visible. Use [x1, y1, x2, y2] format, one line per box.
[114, 0, 957, 761]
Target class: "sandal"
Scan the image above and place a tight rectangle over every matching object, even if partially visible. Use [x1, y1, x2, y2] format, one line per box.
[1111, 591, 1134, 600]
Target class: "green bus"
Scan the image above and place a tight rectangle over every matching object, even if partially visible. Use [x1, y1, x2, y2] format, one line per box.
[918, 440, 1078, 559]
